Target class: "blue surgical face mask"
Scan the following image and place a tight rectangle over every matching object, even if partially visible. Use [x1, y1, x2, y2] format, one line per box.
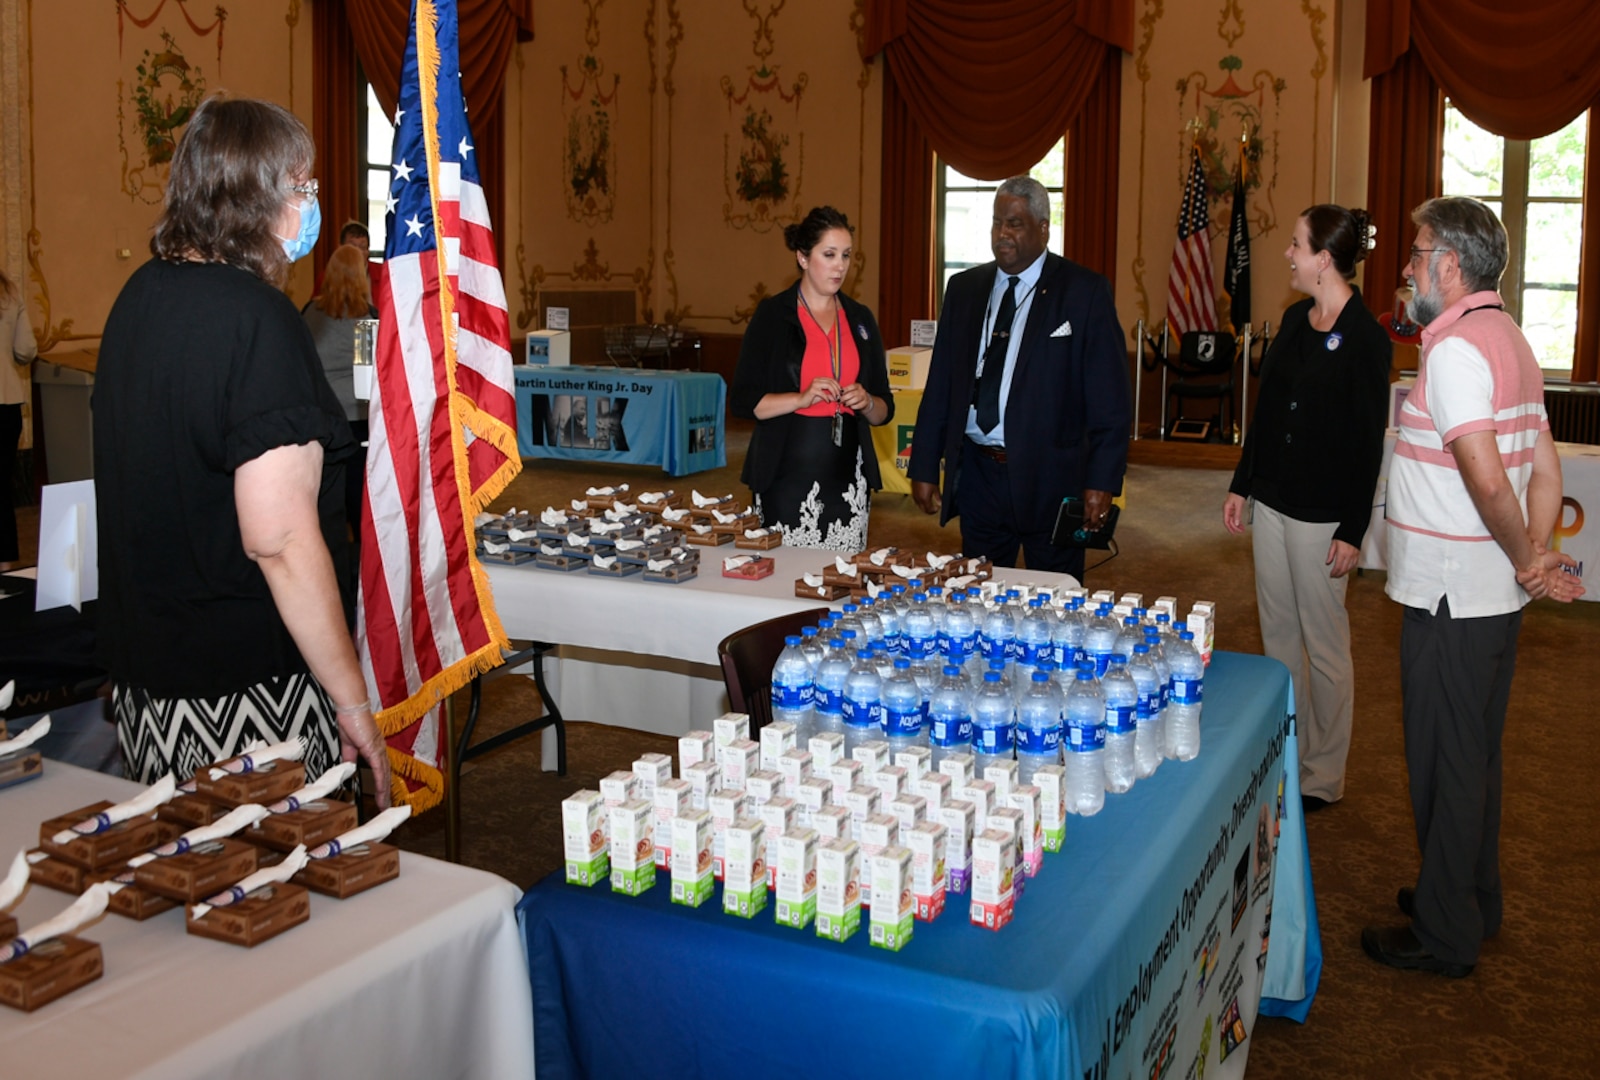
[279, 196, 322, 262]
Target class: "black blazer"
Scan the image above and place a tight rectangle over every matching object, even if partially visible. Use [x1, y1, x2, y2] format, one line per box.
[730, 280, 894, 494]
[907, 253, 1131, 533]
[1229, 288, 1392, 547]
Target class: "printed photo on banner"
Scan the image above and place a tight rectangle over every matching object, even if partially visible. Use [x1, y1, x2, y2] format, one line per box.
[529, 393, 631, 451]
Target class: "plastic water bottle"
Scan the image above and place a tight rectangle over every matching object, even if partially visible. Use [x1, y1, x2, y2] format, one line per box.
[882, 658, 926, 754]
[943, 594, 978, 669]
[980, 598, 1016, 669]
[1085, 605, 1119, 677]
[836, 602, 864, 644]
[1128, 644, 1162, 779]
[813, 637, 852, 737]
[1114, 617, 1144, 665]
[906, 645, 939, 708]
[1143, 628, 1172, 754]
[928, 664, 973, 771]
[1016, 670, 1064, 787]
[1101, 654, 1139, 794]
[1063, 670, 1107, 815]
[841, 648, 883, 756]
[869, 644, 896, 682]
[799, 625, 826, 676]
[1015, 598, 1055, 688]
[771, 635, 816, 743]
[1167, 630, 1204, 761]
[857, 600, 886, 654]
[902, 592, 936, 659]
[1053, 599, 1087, 671]
[925, 586, 949, 656]
[875, 594, 902, 655]
[971, 670, 1015, 773]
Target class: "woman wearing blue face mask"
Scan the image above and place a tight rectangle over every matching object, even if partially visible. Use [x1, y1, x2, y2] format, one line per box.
[93, 95, 392, 807]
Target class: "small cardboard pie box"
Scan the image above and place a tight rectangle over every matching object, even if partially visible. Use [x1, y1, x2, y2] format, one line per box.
[158, 793, 231, 829]
[243, 800, 359, 853]
[734, 531, 783, 550]
[0, 936, 103, 1012]
[293, 842, 401, 899]
[195, 759, 307, 808]
[186, 882, 310, 947]
[0, 749, 43, 791]
[0, 913, 15, 942]
[27, 850, 87, 894]
[85, 869, 180, 920]
[134, 838, 258, 902]
[38, 803, 164, 870]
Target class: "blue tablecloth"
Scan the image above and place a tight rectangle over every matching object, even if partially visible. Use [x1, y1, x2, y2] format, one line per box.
[514, 365, 726, 476]
[519, 652, 1319, 1080]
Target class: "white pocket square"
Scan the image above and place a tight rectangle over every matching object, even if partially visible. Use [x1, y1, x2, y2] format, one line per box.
[1050, 320, 1072, 338]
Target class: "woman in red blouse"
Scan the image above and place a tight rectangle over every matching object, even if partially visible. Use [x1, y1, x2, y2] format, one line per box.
[730, 206, 894, 551]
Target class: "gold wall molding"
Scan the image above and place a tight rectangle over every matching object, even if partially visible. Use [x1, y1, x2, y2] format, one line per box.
[1128, 0, 1164, 326]
[1217, 0, 1244, 49]
[1301, 0, 1328, 198]
[720, 0, 806, 234]
[285, 0, 299, 110]
[115, 2, 227, 204]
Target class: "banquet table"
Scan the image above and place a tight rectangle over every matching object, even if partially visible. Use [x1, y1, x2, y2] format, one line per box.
[513, 365, 726, 476]
[483, 550, 1076, 755]
[0, 764, 536, 1080]
[519, 652, 1320, 1080]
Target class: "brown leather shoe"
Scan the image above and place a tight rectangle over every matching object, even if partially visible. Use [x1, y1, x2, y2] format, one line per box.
[1360, 924, 1474, 978]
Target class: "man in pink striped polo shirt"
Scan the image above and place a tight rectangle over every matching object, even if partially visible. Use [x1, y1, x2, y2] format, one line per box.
[1361, 197, 1582, 978]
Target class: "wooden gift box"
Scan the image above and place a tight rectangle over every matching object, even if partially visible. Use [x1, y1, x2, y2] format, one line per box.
[294, 842, 401, 899]
[684, 528, 731, 547]
[635, 491, 683, 510]
[642, 562, 698, 584]
[0, 913, 16, 941]
[735, 530, 783, 550]
[134, 838, 258, 902]
[0, 936, 103, 1011]
[38, 803, 164, 870]
[28, 851, 87, 894]
[195, 758, 307, 809]
[795, 579, 851, 601]
[158, 792, 231, 829]
[535, 551, 588, 572]
[86, 869, 180, 920]
[243, 799, 359, 853]
[0, 749, 43, 791]
[821, 564, 875, 588]
[710, 514, 761, 537]
[851, 547, 903, 568]
[186, 882, 310, 947]
[721, 556, 775, 580]
[478, 548, 536, 565]
[586, 558, 642, 578]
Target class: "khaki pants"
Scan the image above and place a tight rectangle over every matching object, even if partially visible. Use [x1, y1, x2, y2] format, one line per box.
[1251, 501, 1354, 801]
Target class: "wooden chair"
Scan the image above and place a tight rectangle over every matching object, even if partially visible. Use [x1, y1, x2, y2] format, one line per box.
[716, 608, 830, 734]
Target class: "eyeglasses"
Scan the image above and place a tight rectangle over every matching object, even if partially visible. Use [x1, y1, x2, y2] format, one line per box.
[1409, 246, 1446, 264]
[288, 178, 319, 199]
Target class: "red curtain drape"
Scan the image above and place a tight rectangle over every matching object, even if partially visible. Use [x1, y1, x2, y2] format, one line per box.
[1365, 0, 1600, 380]
[863, 0, 1131, 341]
[312, 0, 361, 281]
[1362, 49, 1441, 326]
[337, 0, 533, 266]
[1364, 0, 1600, 140]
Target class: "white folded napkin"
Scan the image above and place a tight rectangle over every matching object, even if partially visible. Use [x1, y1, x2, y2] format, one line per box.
[585, 485, 615, 497]
[642, 525, 667, 539]
[124, 803, 273, 870]
[570, 499, 589, 512]
[637, 491, 669, 504]
[925, 552, 954, 569]
[661, 507, 689, 522]
[540, 507, 570, 526]
[593, 554, 618, 570]
[0, 883, 112, 964]
[803, 572, 825, 587]
[946, 574, 977, 590]
[833, 557, 858, 578]
[308, 806, 413, 859]
[723, 555, 755, 571]
[0, 850, 29, 910]
[207, 738, 305, 782]
[507, 527, 537, 542]
[483, 539, 509, 555]
[614, 538, 644, 551]
[52, 773, 177, 844]
[540, 542, 563, 556]
[866, 579, 883, 598]
[607, 502, 637, 517]
[566, 533, 593, 547]
[190, 846, 310, 921]
[0, 715, 50, 758]
[891, 565, 917, 579]
[647, 557, 676, 572]
[691, 523, 714, 535]
[712, 509, 738, 524]
[744, 528, 772, 539]
[473, 512, 497, 528]
[590, 521, 624, 534]
[265, 763, 357, 815]
[691, 489, 717, 507]
[869, 547, 895, 566]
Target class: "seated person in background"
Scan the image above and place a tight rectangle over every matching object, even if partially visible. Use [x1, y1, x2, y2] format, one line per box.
[338, 220, 371, 254]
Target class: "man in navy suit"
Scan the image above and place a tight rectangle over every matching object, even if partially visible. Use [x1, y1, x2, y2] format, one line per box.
[909, 176, 1131, 578]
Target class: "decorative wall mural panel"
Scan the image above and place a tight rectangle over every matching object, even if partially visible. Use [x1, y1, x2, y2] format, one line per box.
[1176, 55, 1284, 241]
[721, 1, 806, 233]
[562, 1, 618, 226]
[115, 0, 226, 204]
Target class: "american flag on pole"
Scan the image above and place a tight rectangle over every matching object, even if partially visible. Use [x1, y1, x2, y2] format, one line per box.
[357, 0, 519, 812]
[1166, 144, 1219, 336]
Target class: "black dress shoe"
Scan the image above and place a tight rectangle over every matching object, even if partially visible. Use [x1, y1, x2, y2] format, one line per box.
[1360, 924, 1474, 978]
[1397, 887, 1499, 939]
[1301, 794, 1334, 813]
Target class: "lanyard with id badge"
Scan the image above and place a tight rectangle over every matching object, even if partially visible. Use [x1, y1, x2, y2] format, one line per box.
[800, 293, 847, 447]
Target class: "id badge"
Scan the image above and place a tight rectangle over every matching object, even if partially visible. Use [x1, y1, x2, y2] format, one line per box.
[831, 411, 844, 447]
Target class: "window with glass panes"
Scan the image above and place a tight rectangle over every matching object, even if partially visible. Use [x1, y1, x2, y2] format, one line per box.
[1441, 102, 1587, 374]
[358, 80, 396, 255]
[935, 138, 1066, 312]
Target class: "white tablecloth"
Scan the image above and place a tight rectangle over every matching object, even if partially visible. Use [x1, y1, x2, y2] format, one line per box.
[484, 550, 1079, 757]
[1360, 436, 1599, 600]
[0, 765, 536, 1080]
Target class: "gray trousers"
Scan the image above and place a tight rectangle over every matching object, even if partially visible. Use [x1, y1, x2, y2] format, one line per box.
[1401, 596, 1522, 966]
[1251, 502, 1354, 801]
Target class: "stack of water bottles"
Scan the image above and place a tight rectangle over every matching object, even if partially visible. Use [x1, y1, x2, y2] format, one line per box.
[768, 585, 1210, 819]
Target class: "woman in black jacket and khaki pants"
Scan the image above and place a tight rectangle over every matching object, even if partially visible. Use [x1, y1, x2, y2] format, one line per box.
[731, 206, 894, 552]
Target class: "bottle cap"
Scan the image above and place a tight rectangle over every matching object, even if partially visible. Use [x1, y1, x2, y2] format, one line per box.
[785, 635, 801, 646]
[894, 658, 911, 670]
[984, 671, 1002, 682]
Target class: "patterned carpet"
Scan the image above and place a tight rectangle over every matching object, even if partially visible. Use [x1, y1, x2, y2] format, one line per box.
[388, 421, 1599, 1077]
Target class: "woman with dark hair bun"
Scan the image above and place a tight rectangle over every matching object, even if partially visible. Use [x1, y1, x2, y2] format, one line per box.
[730, 205, 893, 551]
[1223, 203, 1391, 813]
[93, 94, 391, 805]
